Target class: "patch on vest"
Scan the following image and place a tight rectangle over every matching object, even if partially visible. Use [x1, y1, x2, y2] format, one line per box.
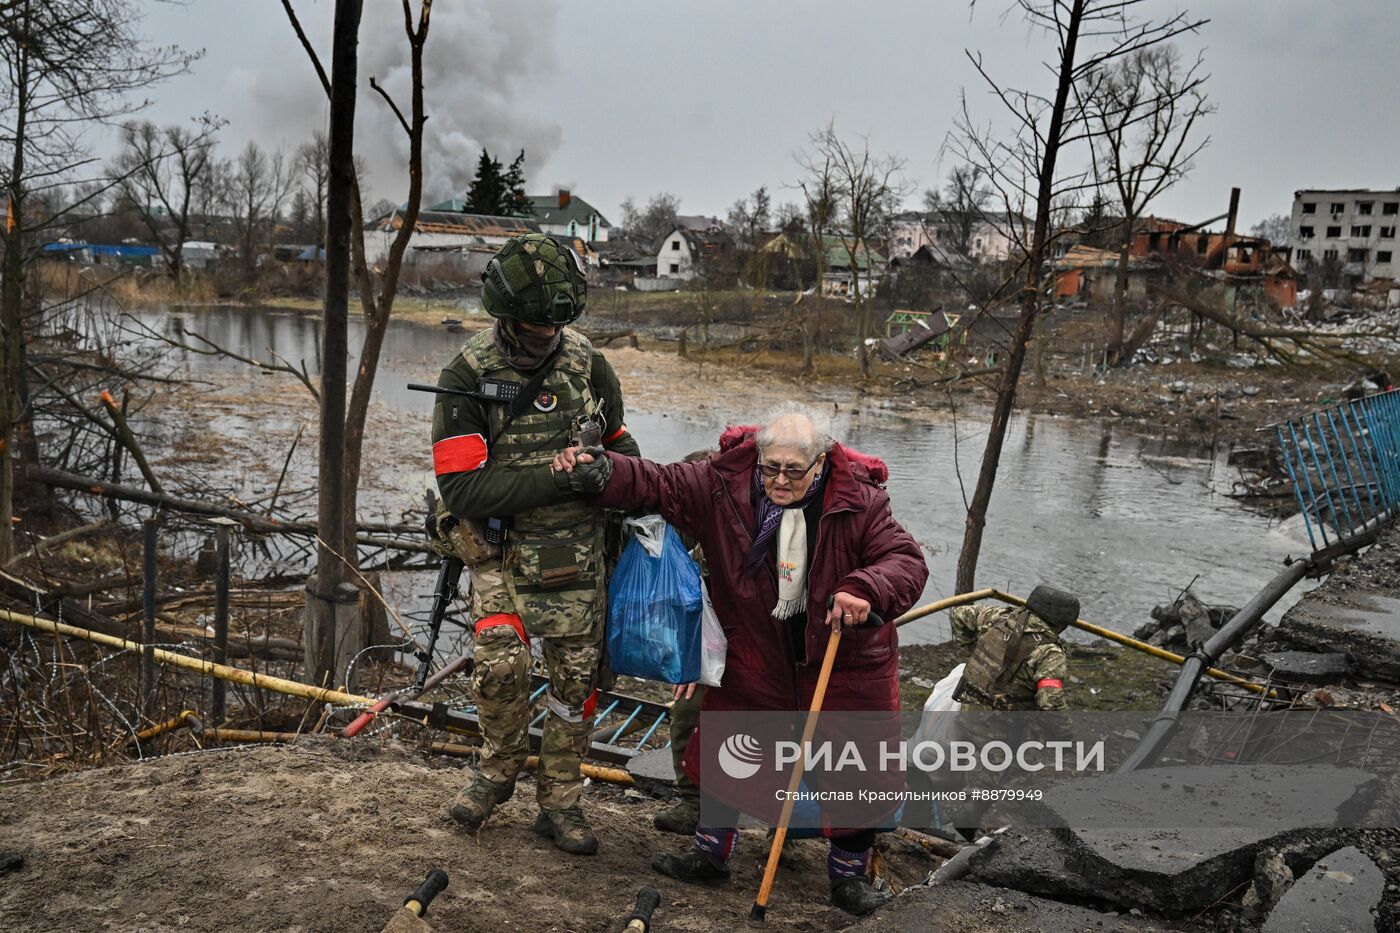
[534, 390, 559, 412]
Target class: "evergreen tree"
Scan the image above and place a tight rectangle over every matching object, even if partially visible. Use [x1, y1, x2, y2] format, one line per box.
[504, 149, 532, 216]
[464, 149, 506, 215]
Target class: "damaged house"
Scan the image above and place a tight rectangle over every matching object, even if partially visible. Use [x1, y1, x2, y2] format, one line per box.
[1056, 190, 1300, 310]
[364, 208, 541, 279]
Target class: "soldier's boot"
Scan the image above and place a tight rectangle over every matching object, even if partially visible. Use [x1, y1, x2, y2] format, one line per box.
[653, 795, 700, 835]
[533, 806, 598, 856]
[449, 774, 516, 831]
[650, 848, 732, 885]
[830, 876, 892, 917]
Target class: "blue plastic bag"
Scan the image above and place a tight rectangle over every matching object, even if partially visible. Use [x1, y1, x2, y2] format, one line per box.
[607, 516, 703, 684]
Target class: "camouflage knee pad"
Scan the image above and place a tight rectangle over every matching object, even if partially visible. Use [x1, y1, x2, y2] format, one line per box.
[470, 623, 532, 784]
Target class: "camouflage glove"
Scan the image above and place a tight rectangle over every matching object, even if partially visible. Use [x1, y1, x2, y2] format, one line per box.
[566, 446, 613, 496]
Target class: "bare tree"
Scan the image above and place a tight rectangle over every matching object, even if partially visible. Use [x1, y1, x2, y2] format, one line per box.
[618, 192, 680, 246]
[798, 122, 904, 381]
[295, 130, 330, 251]
[796, 150, 838, 373]
[282, 0, 433, 606]
[951, 0, 1208, 594]
[1084, 44, 1213, 365]
[1249, 212, 1290, 245]
[111, 116, 221, 278]
[0, 0, 194, 561]
[223, 141, 292, 274]
[923, 164, 993, 262]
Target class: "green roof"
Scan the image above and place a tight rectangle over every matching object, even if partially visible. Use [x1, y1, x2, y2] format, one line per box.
[822, 235, 884, 271]
[527, 194, 611, 229]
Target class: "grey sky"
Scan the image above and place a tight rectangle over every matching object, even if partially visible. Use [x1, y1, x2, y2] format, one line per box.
[124, 0, 1400, 230]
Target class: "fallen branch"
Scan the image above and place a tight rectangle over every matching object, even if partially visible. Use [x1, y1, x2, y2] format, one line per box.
[99, 390, 163, 495]
[26, 465, 434, 554]
[1150, 284, 1393, 366]
[118, 314, 320, 401]
[6, 518, 111, 568]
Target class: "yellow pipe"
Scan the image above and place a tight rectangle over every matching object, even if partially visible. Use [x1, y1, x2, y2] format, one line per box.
[2, 609, 374, 707]
[133, 709, 200, 742]
[894, 589, 1275, 697]
[430, 741, 636, 786]
[4, 609, 646, 778]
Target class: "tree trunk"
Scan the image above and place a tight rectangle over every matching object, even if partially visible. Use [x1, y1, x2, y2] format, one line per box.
[0, 41, 28, 564]
[1107, 220, 1132, 365]
[340, 8, 427, 569]
[306, 0, 362, 687]
[955, 0, 1086, 595]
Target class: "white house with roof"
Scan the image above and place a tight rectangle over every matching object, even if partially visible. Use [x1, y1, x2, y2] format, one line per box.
[526, 190, 611, 243]
[654, 226, 736, 281]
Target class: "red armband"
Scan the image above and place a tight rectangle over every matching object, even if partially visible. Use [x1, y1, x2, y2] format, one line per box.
[603, 424, 626, 444]
[433, 433, 487, 475]
[1036, 678, 1063, 690]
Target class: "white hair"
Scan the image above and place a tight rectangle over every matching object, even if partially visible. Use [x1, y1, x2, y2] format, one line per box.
[755, 402, 835, 460]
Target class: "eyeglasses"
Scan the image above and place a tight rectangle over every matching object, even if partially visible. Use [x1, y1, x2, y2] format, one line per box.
[758, 453, 822, 482]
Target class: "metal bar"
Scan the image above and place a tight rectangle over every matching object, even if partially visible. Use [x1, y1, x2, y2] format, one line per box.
[1338, 403, 1381, 518]
[592, 698, 621, 726]
[1118, 558, 1312, 773]
[607, 703, 644, 744]
[636, 711, 668, 749]
[1364, 396, 1400, 507]
[1357, 400, 1395, 505]
[141, 517, 158, 719]
[529, 683, 548, 702]
[212, 521, 232, 725]
[1291, 420, 1333, 545]
[1312, 413, 1356, 533]
[1286, 422, 1328, 546]
[1276, 425, 1317, 551]
[1325, 409, 1368, 529]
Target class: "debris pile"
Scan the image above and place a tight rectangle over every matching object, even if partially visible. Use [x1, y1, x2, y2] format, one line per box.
[1131, 589, 1238, 652]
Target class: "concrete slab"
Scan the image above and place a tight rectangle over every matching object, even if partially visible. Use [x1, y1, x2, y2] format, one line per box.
[625, 747, 674, 796]
[1261, 650, 1358, 684]
[1044, 765, 1379, 912]
[964, 829, 1104, 903]
[857, 880, 1178, 932]
[1278, 591, 1400, 683]
[1261, 846, 1392, 933]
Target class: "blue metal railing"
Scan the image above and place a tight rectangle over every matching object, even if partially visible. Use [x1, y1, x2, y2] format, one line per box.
[1273, 389, 1400, 550]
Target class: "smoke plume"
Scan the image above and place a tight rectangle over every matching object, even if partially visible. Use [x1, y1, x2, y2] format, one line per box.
[249, 1, 562, 206]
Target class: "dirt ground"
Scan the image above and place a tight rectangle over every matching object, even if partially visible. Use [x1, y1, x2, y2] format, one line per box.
[0, 738, 944, 933]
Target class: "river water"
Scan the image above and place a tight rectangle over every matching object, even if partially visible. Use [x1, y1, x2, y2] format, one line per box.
[126, 304, 1313, 645]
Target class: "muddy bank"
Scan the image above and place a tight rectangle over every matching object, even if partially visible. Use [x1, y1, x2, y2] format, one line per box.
[0, 739, 940, 933]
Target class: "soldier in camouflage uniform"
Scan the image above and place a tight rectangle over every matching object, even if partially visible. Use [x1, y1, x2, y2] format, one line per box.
[431, 234, 639, 856]
[949, 585, 1078, 711]
[946, 586, 1077, 839]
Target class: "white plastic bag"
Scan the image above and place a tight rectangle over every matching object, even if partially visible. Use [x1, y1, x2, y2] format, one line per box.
[624, 514, 667, 558]
[697, 583, 727, 687]
[908, 663, 964, 752]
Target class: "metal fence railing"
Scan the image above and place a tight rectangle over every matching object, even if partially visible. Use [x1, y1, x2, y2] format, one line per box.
[1273, 389, 1400, 551]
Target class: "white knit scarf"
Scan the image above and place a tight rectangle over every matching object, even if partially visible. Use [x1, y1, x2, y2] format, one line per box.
[772, 508, 808, 619]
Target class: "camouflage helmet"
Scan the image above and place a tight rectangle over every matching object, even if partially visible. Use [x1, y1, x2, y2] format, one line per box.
[481, 233, 587, 326]
[1026, 585, 1079, 633]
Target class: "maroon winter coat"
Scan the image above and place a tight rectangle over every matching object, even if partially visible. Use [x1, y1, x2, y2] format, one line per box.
[598, 428, 929, 807]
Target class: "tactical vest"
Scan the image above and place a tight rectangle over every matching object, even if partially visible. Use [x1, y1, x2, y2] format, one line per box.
[957, 608, 1046, 709]
[460, 327, 605, 638]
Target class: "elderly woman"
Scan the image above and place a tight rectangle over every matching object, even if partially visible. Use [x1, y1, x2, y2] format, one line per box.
[554, 403, 927, 916]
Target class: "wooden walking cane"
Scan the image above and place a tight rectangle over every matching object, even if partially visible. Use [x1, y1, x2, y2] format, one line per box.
[750, 602, 886, 922]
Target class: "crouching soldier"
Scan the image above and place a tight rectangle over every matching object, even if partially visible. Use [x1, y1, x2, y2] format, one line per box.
[430, 233, 639, 855]
[946, 586, 1078, 840]
[950, 585, 1078, 712]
